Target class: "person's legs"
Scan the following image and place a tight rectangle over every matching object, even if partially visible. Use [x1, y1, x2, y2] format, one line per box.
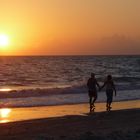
[89, 96, 92, 105]
[88, 91, 93, 111]
[89, 96, 94, 112]
[92, 93, 97, 107]
[106, 102, 109, 108]
[106, 90, 113, 110]
[106, 92, 109, 108]
[108, 94, 113, 109]
[89, 96, 92, 106]
[88, 91, 97, 112]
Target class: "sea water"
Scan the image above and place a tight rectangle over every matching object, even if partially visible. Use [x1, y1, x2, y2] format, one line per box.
[0, 55, 140, 107]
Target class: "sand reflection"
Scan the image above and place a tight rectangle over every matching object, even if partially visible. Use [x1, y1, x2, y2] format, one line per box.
[0, 108, 11, 123]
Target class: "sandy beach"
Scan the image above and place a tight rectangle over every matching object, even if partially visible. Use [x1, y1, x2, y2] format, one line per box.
[0, 100, 140, 140]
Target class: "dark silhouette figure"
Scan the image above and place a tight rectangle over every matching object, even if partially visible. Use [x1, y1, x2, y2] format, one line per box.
[100, 75, 116, 111]
[87, 73, 100, 112]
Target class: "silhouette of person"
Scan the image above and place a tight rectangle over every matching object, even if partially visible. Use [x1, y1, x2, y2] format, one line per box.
[87, 73, 100, 112]
[100, 75, 116, 111]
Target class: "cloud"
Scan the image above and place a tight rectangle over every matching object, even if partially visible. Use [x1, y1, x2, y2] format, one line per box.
[94, 34, 140, 55]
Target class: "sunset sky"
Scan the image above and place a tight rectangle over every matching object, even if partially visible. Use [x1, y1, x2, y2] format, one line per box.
[0, 0, 140, 55]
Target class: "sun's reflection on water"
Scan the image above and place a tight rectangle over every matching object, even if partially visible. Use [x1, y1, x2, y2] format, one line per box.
[0, 108, 11, 123]
[0, 88, 12, 92]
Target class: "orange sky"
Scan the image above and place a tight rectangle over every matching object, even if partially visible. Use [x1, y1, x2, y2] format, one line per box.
[0, 0, 140, 55]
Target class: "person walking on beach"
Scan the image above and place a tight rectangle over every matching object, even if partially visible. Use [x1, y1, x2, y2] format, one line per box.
[100, 75, 116, 111]
[87, 73, 100, 112]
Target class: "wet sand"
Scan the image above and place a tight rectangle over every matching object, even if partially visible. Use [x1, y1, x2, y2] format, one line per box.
[0, 100, 140, 140]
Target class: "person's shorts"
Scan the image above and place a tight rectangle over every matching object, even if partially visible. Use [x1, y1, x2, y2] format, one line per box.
[88, 90, 97, 98]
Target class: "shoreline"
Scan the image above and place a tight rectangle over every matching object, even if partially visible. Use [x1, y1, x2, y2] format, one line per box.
[0, 100, 140, 123]
[1, 98, 140, 109]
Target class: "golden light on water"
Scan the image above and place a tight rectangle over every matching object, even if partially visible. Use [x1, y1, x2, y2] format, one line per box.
[0, 119, 10, 123]
[0, 88, 12, 92]
[0, 108, 11, 118]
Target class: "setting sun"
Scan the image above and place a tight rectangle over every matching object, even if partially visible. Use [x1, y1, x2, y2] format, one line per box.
[0, 34, 9, 47]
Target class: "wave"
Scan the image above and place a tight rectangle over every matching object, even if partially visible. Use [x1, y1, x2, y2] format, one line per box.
[114, 77, 140, 82]
[0, 82, 140, 99]
[0, 85, 86, 99]
[0, 89, 140, 108]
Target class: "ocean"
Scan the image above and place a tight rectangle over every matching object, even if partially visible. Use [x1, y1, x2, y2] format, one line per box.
[0, 55, 140, 107]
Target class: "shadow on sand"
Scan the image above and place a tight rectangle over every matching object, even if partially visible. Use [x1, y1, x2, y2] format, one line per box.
[0, 108, 140, 140]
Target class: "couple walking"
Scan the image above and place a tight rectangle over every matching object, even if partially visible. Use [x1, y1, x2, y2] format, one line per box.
[87, 73, 116, 112]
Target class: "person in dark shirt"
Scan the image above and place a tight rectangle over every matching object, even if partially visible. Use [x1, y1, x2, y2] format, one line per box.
[87, 73, 100, 112]
[100, 75, 116, 111]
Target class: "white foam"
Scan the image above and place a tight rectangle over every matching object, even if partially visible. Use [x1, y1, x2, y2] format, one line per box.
[0, 90, 140, 108]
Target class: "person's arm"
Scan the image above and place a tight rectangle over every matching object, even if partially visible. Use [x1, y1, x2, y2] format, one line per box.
[95, 79, 100, 89]
[99, 81, 106, 91]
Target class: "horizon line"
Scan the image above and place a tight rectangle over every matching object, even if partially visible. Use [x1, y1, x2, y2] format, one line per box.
[0, 54, 140, 57]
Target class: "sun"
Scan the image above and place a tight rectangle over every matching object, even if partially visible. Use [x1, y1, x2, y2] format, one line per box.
[0, 34, 9, 47]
